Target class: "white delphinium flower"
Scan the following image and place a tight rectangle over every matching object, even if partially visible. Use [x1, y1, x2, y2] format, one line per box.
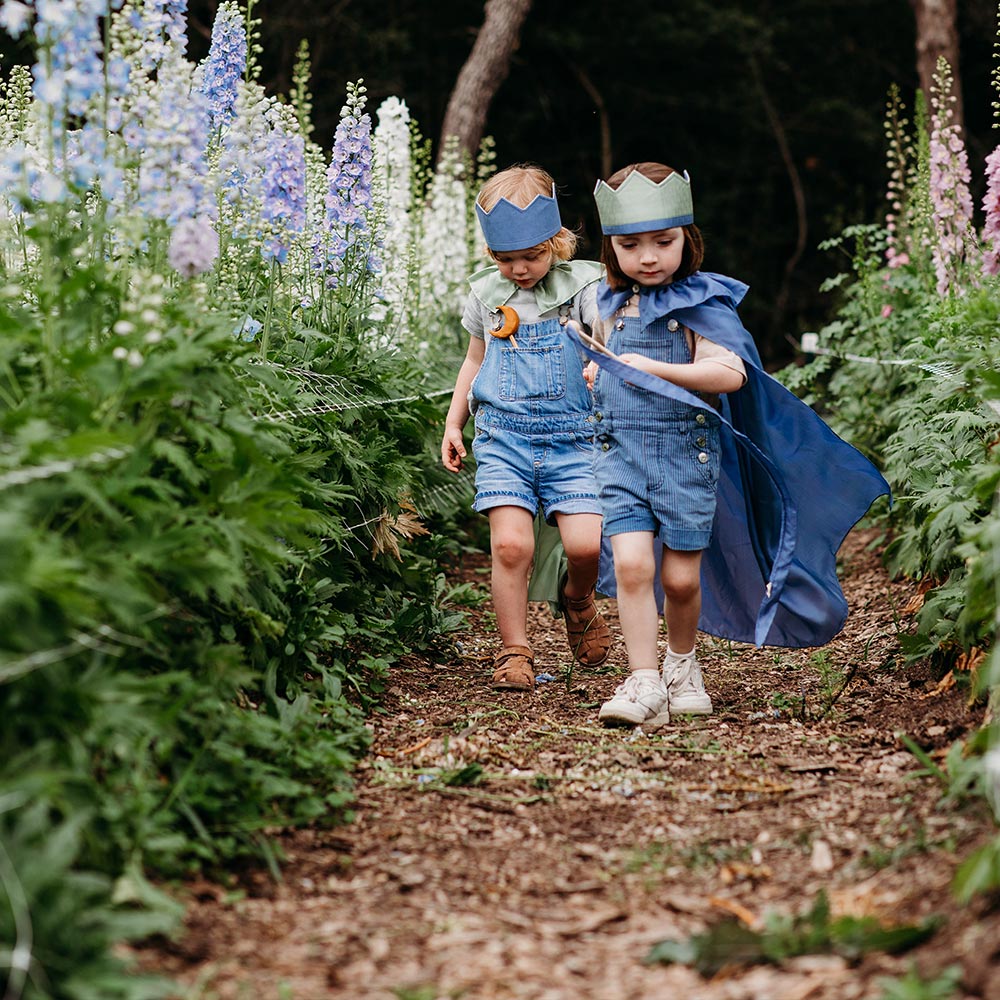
[373, 97, 413, 330]
[418, 139, 469, 320]
[0, 1, 32, 38]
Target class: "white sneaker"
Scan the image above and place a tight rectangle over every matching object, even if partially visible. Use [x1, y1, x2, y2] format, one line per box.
[661, 651, 713, 715]
[598, 671, 670, 728]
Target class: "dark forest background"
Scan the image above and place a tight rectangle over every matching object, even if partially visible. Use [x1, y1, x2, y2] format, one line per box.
[30, 2, 1000, 364]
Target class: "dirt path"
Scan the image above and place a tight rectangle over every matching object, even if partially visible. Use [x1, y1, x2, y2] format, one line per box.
[138, 529, 999, 1000]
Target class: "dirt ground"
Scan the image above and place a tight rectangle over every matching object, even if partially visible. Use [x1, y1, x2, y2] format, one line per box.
[136, 528, 1000, 1000]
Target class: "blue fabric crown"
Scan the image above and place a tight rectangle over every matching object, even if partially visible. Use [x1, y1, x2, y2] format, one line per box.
[475, 183, 563, 252]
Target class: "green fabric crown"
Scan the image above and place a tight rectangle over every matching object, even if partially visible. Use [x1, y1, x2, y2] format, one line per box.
[593, 169, 694, 235]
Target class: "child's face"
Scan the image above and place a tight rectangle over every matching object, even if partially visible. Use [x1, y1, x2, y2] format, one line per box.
[492, 244, 553, 290]
[610, 228, 685, 287]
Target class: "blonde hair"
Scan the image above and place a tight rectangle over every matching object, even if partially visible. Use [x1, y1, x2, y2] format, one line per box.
[477, 164, 578, 262]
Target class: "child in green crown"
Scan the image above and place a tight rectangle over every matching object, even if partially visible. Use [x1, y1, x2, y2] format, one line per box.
[570, 161, 890, 729]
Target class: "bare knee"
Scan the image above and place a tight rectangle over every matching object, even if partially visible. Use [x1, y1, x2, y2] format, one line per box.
[615, 553, 655, 594]
[491, 531, 534, 571]
[662, 572, 699, 605]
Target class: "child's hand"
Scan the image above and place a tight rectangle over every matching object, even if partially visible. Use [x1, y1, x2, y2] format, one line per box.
[441, 427, 467, 472]
[618, 352, 653, 373]
[583, 360, 599, 389]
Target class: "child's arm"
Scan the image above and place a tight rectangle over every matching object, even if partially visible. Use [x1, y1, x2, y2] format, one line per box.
[618, 353, 746, 394]
[441, 336, 486, 472]
[621, 333, 747, 394]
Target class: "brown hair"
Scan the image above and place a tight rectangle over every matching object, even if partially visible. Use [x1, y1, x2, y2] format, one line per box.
[477, 164, 578, 262]
[599, 162, 704, 290]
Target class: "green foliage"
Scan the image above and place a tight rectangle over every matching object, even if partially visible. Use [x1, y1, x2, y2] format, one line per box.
[876, 963, 962, 1000]
[781, 221, 1000, 666]
[644, 890, 940, 976]
[952, 833, 1000, 902]
[0, 801, 178, 999]
[0, 126, 471, 1000]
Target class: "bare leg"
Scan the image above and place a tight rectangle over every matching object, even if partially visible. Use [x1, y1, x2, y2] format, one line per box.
[660, 548, 703, 654]
[554, 511, 610, 666]
[609, 531, 660, 672]
[553, 511, 602, 599]
[487, 506, 536, 649]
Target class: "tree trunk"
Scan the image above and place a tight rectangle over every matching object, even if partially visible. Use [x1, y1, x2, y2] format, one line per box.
[438, 0, 533, 163]
[749, 56, 807, 349]
[909, 0, 963, 130]
[572, 65, 612, 180]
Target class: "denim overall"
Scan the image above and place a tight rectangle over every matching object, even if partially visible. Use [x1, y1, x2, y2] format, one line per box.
[591, 312, 721, 550]
[470, 310, 600, 522]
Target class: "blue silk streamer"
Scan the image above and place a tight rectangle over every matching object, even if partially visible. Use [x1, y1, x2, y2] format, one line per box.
[568, 275, 891, 648]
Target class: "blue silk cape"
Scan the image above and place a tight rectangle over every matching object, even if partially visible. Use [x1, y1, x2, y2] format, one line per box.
[569, 271, 891, 649]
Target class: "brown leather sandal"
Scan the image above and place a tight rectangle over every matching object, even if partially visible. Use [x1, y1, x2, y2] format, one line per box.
[559, 576, 612, 667]
[491, 645, 535, 691]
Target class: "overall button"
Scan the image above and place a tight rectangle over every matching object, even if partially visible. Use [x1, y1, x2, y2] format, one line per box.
[594, 411, 603, 421]
[601, 442, 611, 451]
[697, 452, 709, 464]
[667, 318, 679, 332]
[695, 413, 707, 425]
[696, 435, 707, 447]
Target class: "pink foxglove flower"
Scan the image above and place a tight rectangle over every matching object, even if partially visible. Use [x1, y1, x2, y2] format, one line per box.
[928, 59, 978, 295]
[981, 146, 1000, 276]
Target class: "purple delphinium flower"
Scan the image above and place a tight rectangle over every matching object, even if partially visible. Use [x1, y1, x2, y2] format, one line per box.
[215, 94, 307, 264]
[316, 81, 378, 284]
[168, 215, 219, 277]
[198, 1, 246, 133]
[260, 125, 307, 264]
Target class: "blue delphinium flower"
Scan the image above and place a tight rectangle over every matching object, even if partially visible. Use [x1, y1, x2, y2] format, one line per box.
[33, 0, 117, 123]
[234, 315, 263, 342]
[27, 0, 129, 194]
[198, 1, 246, 133]
[122, 52, 213, 224]
[126, 0, 191, 73]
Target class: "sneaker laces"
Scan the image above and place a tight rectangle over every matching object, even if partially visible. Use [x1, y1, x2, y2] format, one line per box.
[664, 655, 700, 693]
[614, 672, 663, 702]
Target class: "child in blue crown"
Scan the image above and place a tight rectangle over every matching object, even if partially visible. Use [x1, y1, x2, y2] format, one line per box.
[441, 164, 611, 690]
[567, 161, 890, 728]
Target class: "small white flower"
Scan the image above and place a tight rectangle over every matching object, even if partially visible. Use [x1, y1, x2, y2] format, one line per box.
[113, 320, 135, 336]
[144, 331, 163, 344]
[112, 346, 128, 360]
[127, 349, 144, 367]
[0, 1, 32, 38]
